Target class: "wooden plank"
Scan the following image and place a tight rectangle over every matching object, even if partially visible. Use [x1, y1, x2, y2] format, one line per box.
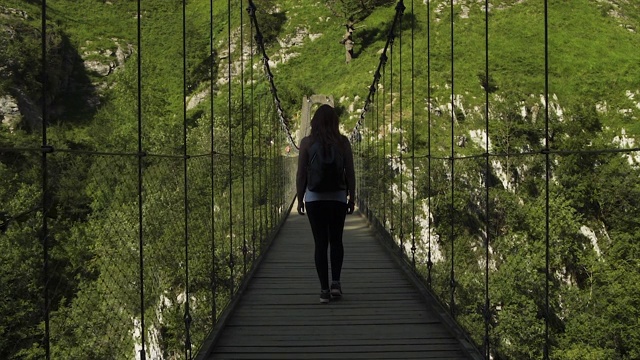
[231, 308, 436, 317]
[228, 316, 437, 326]
[213, 344, 465, 354]
[218, 323, 455, 337]
[220, 324, 454, 338]
[211, 338, 461, 347]
[210, 352, 468, 359]
[199, 209, 478, 359]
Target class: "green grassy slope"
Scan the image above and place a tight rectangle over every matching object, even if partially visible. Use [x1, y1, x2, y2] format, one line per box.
[254, 0, 640, 150]
[3, 0, 637, 143]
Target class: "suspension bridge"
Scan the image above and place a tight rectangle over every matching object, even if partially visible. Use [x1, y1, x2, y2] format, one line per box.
[2, 0, 639, 359]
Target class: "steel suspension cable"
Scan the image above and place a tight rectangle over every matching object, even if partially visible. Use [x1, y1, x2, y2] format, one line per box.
[389, 29, 395, 235]
[483, 0, 491, 357]
[236, 0, 244, 277]
[350, 2, 405, 231]
[267, 99, 272, 230]
[273, 105, 278, 223]
[209, 0, 219, 323]
[270, 100, 275, 228]
[40, 1, 51, 358]
[240, 0, 248, 278]
[351, 1, 404, 139]
[364, 99, 368, 207]
[382, 64, 387, 227]
[426, 0, 433, 289]
[376, 69, 380, 214]
[258, 95, 267, 240]
[258, 94, 264, 246]
[357, 122, 362, 207]
[249, 6, 256, 263]
[410, 0, 416, 269]
[544, 0, 551, 358]
[246, 0, 298, 151]
[375, 71, 380, 212]
[136, 0, 147, 357]
[227, 0, 235, 294]
[181, 1, 193, 356]
[278, 108, 284, 221]
[398, 3, 404, 254]
[449, 0, 456, 317]
[272, 98, 276, 227]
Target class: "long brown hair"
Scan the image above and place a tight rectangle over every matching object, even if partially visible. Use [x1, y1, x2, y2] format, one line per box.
[310, 104, 342, 147]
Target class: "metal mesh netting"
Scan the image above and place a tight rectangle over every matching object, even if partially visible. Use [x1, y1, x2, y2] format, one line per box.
[0, 145, 295, 358]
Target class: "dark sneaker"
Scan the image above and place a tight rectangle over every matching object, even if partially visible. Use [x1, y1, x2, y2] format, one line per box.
[330, 281, 342, 298]
[320, 289, 331, 304]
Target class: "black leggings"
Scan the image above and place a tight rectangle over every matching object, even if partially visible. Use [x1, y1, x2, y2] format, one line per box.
[305, 201, 348, 290]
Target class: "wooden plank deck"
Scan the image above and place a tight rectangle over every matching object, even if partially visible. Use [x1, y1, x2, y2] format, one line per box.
[199, 203, 480, 359]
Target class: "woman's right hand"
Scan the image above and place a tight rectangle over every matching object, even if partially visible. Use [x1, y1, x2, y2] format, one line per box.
[347, 200, 355, 215]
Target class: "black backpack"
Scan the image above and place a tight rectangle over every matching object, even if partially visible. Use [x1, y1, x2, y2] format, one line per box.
[307, 141, 347, 192]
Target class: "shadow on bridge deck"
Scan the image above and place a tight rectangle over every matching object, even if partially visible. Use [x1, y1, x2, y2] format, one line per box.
[197, 203, 481, 359]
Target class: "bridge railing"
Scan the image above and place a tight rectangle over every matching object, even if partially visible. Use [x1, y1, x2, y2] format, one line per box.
[1, 138, 296, 359]
[1, 0, 303, 358]
[351, 1, 640, 359]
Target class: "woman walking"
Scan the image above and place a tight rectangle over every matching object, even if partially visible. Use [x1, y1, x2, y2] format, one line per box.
[296, 104, 356, 304]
